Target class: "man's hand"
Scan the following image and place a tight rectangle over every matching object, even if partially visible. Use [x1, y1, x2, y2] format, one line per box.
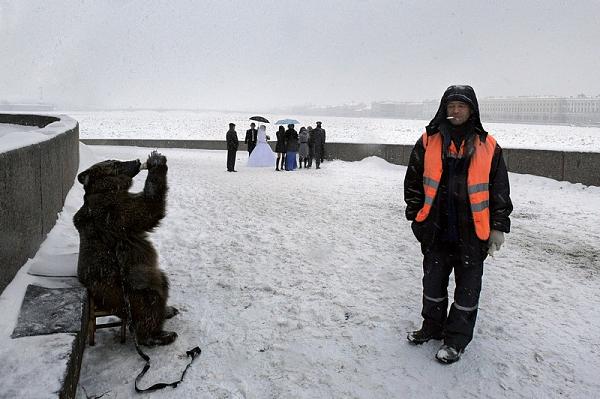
[487, 230, 505, 257]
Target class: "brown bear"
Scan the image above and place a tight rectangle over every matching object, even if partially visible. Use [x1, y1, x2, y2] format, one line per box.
[74, 151, 177, 346]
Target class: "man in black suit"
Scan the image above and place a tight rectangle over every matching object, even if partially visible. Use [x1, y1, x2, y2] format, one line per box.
[311, 124, 324, 169]
[244, 122, 258, 155]
[226, 123, 239, 172]
[315, 121, 326, 163]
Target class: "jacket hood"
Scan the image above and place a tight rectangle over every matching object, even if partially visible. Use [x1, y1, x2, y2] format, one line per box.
[426, 85, 487, 136]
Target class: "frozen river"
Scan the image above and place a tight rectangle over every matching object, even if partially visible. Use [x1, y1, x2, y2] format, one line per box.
[62, 110, 600, 152]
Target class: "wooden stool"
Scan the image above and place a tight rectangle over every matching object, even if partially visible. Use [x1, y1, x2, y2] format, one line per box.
[88, 296, 127, 346]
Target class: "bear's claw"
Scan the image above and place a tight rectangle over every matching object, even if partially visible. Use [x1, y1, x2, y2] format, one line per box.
[146, 151, 167, 168]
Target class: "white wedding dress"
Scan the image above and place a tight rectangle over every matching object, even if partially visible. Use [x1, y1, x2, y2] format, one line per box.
[247, 125, 276, 167]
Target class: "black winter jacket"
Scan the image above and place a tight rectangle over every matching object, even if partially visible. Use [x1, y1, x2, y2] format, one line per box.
[285, 128, 299, 152]
[275, 129, 286, 153]
[226, 129, 239, 150]
[404, 130, 512, 262]
[404, 85, 512, 263]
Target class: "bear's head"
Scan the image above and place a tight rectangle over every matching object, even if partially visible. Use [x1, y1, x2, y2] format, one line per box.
[78, 159, 141, 194]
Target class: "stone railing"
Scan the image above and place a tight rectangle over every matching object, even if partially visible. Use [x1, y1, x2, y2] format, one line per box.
[80, 139, 600, 187]
[0, 113, 79, 293]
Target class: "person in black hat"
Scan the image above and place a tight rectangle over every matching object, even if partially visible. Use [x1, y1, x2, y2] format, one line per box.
[244, 122, 258, 155]
[404, 85, 512, 364]
[226, 122, 239, 172]
[306, 126, 315, 168]
[310, 122, 324, 169]
[315, 121, 326, 163]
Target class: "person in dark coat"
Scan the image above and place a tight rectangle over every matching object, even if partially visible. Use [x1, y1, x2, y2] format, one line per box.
[244, 122, 258, 155]
[306, 126, 315, 168]
[298, 127, 310, 168]
[310, 125, 324, 169]
[404, 85, 513, 364]
[285, 124, 299, 171]
[275, 125, 286, 171]
[315, 121, 326, 162]
[226, 122, 239, 172]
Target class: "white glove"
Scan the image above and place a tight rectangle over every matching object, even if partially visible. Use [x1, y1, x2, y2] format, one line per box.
[487, 230, 505, 257]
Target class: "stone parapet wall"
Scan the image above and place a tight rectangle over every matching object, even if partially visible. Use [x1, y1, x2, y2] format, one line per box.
[81, 139, 600, 187]
[0, 114, 79, 294]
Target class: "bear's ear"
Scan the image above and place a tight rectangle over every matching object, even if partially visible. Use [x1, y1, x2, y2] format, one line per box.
[78, 171, 90, 186]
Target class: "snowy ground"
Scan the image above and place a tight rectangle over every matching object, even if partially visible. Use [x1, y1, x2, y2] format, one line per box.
[24, 144, 595, 398]
[64, 110, 600, 152]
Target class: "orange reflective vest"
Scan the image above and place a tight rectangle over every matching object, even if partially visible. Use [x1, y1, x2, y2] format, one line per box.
[414, 132, 497, 241]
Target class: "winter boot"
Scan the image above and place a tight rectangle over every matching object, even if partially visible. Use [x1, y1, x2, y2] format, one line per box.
[299, 158, 303, 168]
[276, 159, 280, 171]
[435, 344, 464, 364]
[407, 327, 443, 345]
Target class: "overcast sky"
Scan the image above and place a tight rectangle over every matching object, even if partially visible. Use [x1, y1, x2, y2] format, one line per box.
[1, 0, 599, 111]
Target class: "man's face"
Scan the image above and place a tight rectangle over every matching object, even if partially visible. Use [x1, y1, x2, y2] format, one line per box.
[251, 123, 256, 129]
[446, 101, 471, 126]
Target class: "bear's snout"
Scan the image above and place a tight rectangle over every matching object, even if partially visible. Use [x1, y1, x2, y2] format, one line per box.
[120, 159, 142, 178]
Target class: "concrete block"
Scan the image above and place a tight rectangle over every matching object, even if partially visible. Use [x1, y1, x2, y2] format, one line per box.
[80, 139, 599, 187]
[563, 152, 600, 186]
[9, 283, 88, 399]
[59, 126, 80, 202]
[40, 137, 63, 237]
[0, 144, 42, 293]
[502, 148, 511, 168]
[382, 145, 401, 165]
[399, 144, 413, 166]
[505, 149, 564, 181]
[11, 284, 87, 338]
[1, 116, 80, 295]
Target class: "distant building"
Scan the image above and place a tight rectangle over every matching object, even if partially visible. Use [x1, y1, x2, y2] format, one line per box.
[371, 101, 424, 119]
[279, 96, 600, 126]
[369, 96, 600, 126]
[479, 96, 600, 125]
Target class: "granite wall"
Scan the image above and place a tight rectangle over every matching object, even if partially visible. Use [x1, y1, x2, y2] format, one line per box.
[0, 114, 79, 294]
[81, 138, 600, 186]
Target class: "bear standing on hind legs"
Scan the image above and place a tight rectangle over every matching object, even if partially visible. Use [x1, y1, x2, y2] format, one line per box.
[74, 151, 178, 346]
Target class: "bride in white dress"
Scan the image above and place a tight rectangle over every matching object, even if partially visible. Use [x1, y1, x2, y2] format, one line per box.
[247, 124, 276, 167]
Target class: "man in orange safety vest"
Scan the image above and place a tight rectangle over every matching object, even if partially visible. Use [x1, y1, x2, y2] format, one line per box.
[404, 85, 513, 364]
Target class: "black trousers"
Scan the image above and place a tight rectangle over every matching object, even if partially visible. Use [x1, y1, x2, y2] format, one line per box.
[227, 149, 237, 171]
[421, 241, 484, 350]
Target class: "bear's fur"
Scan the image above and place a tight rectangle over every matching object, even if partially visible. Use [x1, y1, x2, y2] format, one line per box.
[74, 151, 177, 346]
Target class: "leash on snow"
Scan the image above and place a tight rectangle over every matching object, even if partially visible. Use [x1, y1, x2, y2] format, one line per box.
[116, 256, 201, 393]
[132, 343, 201, 393]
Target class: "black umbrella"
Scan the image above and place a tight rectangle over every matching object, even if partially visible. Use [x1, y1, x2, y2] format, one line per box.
[249, 115, 269, 123]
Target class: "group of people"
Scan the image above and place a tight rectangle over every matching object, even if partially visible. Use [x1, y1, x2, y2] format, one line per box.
[227, 85, 512, 365]
[225, 121, 326, 172]
[274, 122, 326, 171]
